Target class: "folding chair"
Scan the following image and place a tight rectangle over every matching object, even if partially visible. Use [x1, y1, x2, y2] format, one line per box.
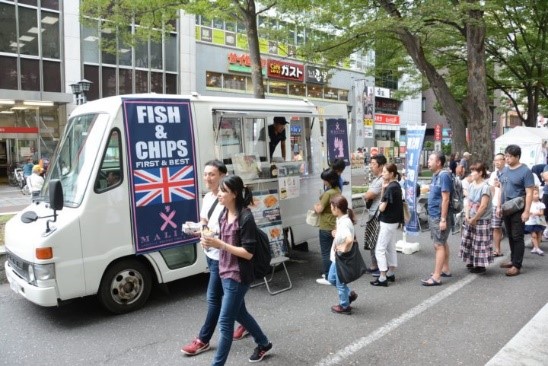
[251, 256, 293, 295]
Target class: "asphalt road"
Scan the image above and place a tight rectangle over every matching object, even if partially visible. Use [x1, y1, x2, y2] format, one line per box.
[1, 219, 547, 366]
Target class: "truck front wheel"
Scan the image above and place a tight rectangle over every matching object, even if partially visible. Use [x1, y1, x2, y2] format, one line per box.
[98, 259, 152, 314]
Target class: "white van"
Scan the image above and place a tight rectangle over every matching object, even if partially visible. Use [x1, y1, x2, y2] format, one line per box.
[4, 94, 351, 313]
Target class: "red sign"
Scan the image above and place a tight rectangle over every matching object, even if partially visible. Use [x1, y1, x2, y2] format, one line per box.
[227, 53, 267, 71]
[374, 114, 400, 125]
[434, 124, 442, 141]
[267, 59, 304, 82]
[0, 127, 39, 133]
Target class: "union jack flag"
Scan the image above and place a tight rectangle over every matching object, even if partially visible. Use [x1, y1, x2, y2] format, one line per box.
[134, 166, 196, 207]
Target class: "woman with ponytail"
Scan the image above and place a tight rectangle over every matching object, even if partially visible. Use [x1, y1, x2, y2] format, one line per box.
[201, 175, 272, 364]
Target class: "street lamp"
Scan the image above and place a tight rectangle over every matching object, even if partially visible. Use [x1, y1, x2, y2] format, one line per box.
[70, 79, 93, 105]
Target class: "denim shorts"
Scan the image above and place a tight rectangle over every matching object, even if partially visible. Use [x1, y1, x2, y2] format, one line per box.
[428, 216, 451, 245]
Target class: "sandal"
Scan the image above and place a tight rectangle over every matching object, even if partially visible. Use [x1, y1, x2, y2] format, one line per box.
[431, 272, 452, 277]
[493, 252, 504, 257]
[421, 277, 442, 286]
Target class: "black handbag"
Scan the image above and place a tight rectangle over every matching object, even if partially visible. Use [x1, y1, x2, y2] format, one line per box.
[501, 196, 525, 216]
[335, 241, 367, 284]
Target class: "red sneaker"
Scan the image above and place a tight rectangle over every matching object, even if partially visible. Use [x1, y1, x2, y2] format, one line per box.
[233, 324, 250, 340]
[181, 338, 210, 356]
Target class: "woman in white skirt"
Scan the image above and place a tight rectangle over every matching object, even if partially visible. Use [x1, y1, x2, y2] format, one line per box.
[371, 163, 403, 287]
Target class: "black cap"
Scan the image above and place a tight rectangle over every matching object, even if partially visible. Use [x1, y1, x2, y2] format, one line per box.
[274, 116, 289, 125]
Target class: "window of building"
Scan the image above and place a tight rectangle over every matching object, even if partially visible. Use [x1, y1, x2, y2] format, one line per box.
[101, 26, 116, 65]
[41, 0, 59, 11]
[119, 68, 133, 95]
[206, 72, 222, 87]
[135, 39, 148, 68]
[307, 85, 322, 99]
[150, 34, 163, 70]
[135, 69, 148, 93]
[165, 33, 177, 72]
[20, 58, 39, 90]
[82, 24, 100, 63]
[84, 65, 100, 101]
[166, 73, 177, 94]
[151, 72, 163, 93]
[269, 80, 287, 95]
[289, 83, 305, 96]
[0, 4, 17, 53]
[119, 28, 133, 66]
[0, 56, 17, 90]
[18, 6, 39, 56]
[102, 66, 116, 97]
[41, 11, 60, 59]
[223, 75, 246, 91]
[43, 60, 61, 92]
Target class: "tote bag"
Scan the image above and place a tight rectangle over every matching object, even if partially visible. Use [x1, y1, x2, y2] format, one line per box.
[335, 240, 367, 284]
[306, 209, 320, 227]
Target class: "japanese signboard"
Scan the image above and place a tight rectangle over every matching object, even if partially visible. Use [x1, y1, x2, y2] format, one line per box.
[227, 52, 267, 74]
[375, 114, 400, 125]
[267, 59, 304, 82]
[305, 66, 327, 84]
[122, 98, 199, 253]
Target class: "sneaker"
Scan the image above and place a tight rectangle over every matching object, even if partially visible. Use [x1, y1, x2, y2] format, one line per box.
[181, 338, 210, 356]
[331, 304, 352, 315]
[349, 290, 358, 304]
[537, 248, 544, 256]
[316, 275, 331, 285]
[249, 342, 272, 362]
[233, 325, 250, 341]
[531, 248, 538, 254]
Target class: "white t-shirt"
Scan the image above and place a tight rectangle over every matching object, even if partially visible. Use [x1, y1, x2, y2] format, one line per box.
[28, 173, 44, 193]
[330, 214, 354, 262]
[200, 191, 225, 260]
[488, 170, 502, 207]
[525, 201, 546, 226]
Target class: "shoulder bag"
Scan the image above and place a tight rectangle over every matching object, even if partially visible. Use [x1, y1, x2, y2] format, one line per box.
[335, 239, 367, 284]
[363, 207, 380, 250]
[501, 196, 525, 217]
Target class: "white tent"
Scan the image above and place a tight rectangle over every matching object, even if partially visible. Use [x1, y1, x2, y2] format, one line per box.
[494, 126, 548, 168]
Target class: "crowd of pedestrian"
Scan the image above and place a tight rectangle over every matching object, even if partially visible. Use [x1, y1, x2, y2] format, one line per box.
[179, 144, 544, 365]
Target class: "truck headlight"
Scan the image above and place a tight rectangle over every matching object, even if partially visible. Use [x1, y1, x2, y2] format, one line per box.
[30, 263, 55, 284]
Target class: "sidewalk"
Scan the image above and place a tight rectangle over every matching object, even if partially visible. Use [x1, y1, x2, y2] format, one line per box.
[0, 184, 31, 215]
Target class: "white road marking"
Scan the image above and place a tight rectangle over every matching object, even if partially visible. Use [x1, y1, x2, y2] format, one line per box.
[316, 274, 478, 366]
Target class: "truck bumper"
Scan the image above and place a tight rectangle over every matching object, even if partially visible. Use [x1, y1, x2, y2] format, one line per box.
[5, 261, 58, 307]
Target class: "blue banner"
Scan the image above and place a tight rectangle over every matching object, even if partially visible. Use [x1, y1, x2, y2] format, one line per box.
[122, 98, 199, 253]
[404, 125, 426, 235]
[326, 118, 350, 166]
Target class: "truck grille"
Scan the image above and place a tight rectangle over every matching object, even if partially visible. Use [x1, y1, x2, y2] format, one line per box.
[7, 251, 30, 282]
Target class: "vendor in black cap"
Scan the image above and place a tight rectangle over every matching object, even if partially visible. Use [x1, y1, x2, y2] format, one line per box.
[263, 116, 288, 160]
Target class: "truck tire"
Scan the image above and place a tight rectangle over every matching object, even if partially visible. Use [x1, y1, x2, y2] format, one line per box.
[98, 259, 152, 314]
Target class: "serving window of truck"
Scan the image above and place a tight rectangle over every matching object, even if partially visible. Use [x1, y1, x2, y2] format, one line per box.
[213, 111, 317, 255]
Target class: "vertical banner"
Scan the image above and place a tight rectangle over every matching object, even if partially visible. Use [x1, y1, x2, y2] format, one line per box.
[354, 79, 365, 148]
[363, 84, 375, 139]
[404, 125, 426, 235]
[122, 98, 199, 253]
[326, 118, 350, 166]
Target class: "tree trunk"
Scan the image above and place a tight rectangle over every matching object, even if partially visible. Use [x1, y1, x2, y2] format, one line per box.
[242, 1, 265, 99]
[465, 4, 492, 166]
[378, 0, 467, 154]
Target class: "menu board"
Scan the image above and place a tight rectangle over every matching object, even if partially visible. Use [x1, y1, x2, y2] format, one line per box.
[249, 189, 286, 257]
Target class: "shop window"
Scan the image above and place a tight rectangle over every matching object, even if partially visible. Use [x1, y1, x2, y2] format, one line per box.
[43, 60, 61, 92]
[0, 3, 17, 54]
[206, 72, 222, 88]
[338, 89, 349, 102]
[41, 11, 60, 59]
[102, 66, 116, 97]
[324, 88, 338, 100]
[20, 58, 39, 91]
[289, 83, 306, 97]
[269, 81, 287, 95]
[84, 64, 100, 101]
[0, 56, 17, 90]
[307, 85, 322, 99]
[119, 68, 133, 95]
[225, 21, 236, 32]
[18, 7, 39, 56]
[166, 73, 177, 94]
[224, 75, 246, 91]
[213, 19, 224, 29]
[135, 69, 148, 93]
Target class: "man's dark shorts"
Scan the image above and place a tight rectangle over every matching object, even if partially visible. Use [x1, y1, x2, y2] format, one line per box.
[428, 216, 451, 245]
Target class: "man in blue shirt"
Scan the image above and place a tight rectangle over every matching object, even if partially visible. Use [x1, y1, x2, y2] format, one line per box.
[22, 158, 34, 179]
[423, 151, 453, 286]
[498, 145, 535, 276]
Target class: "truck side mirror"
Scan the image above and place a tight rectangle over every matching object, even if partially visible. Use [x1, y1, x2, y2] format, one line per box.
[49, 179, 63, 211]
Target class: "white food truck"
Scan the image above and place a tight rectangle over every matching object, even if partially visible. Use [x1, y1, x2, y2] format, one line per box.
[4, 94, 351, 313]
